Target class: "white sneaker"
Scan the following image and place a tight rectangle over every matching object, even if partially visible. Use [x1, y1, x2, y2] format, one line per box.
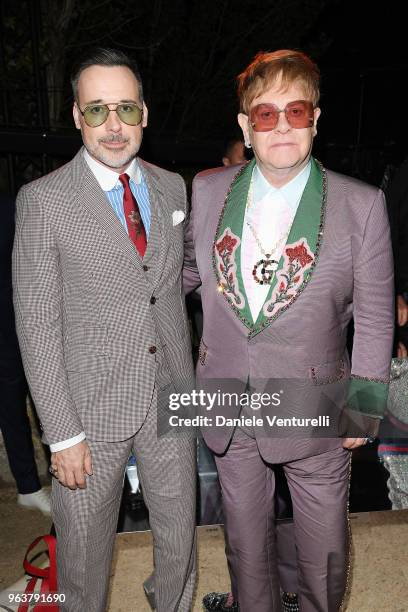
[17, 488, 51, 516]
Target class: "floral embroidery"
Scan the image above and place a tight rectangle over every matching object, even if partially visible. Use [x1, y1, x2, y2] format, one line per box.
[263, 239, 314, 318]
[246, 160, 327, 337]
[286, 243, 313, 268]
[216, 233, 238, 256]
[215, 228, 245, 309]
[212, 158, 327, 335]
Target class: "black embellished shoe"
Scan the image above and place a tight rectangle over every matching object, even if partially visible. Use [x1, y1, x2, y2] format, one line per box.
[202, 591, 239, 611]
[282, 591, 299, 612]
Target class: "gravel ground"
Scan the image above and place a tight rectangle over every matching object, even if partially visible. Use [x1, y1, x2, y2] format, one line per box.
[0, 486, 52, 589]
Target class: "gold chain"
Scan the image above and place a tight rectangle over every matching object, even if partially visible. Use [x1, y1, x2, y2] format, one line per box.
[245, 178, 294, 258]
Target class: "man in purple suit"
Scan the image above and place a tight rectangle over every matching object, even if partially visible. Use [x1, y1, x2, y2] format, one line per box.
[184, 50, 394, 611]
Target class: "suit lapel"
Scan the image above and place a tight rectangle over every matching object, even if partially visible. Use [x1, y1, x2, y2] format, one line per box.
[70, 150, 172, 289]
[213, 159, 256, 329]
[71, 149, 145, 273]
[256, 158, 326, 333]
[138, 160, 171, 290]
[213, 157, 328, 337]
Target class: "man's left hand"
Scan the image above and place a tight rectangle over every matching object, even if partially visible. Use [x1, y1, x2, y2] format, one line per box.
[397, 341, 408, 358]
[343, 437, 372, 449]
[339, 407, 380, 450]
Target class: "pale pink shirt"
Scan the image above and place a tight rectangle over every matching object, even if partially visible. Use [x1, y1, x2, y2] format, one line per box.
[241, 162, 311, 322]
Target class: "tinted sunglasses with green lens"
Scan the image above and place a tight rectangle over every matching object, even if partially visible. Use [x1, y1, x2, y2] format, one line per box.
[79, 102, 143, 128]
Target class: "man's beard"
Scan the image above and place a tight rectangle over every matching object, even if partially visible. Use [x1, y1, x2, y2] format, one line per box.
[85, 134, 140, 169]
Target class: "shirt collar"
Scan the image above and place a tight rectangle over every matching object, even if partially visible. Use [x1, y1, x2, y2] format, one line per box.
[83, 149, 142, 191]
[253, 160, 311, 209]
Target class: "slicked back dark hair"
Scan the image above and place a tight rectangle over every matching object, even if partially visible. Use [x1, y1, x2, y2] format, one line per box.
[70, 47, 143, 102]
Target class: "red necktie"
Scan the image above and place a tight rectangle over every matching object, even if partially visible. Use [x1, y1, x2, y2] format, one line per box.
[119, 173, 147, 257]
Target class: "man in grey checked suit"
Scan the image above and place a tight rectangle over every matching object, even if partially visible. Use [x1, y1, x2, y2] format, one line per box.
[13, 48, 196, 612]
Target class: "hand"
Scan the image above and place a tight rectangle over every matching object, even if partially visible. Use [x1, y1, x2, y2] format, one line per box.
[51, 440, 93, 490]
[339, 407, 380, 451]
[397, 341, 408, 358]
[342, 437, 370, 450]
[397, 294, 408, 327]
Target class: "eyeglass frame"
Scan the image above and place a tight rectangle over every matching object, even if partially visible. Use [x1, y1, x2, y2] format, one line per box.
[77, 101, 144, 127]
[248, 100, 316, 132]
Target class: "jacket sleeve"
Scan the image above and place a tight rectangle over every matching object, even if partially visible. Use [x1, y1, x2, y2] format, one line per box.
[347, 188, 394, 418]
[12, 185, 84, 444]
[183, 174, 202, 295]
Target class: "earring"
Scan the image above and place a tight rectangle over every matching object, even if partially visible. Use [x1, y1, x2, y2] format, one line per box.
[245, 142, 252, 149]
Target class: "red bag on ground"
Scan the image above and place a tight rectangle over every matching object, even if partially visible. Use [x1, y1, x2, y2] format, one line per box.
[18, 534, 58, 612]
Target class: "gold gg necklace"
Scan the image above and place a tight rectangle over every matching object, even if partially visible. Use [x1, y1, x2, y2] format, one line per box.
[246, 179, 295, 285]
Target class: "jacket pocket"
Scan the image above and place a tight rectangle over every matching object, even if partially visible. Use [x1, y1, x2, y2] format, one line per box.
[64, 326, 110, 373]
[310, 359, 346, 386]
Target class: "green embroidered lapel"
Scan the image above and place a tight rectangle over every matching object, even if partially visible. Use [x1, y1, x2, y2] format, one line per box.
[213, 159, 255, 328]
[255, 158, 326, 330]
[213, 158, 327, 336]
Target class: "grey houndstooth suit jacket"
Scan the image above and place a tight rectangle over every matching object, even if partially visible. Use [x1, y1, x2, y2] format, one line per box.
[12, 147, 195, 446]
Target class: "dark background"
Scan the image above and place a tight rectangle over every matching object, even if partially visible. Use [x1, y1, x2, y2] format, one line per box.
[1, 0, 407, 194]
[0, 0, 401, 523]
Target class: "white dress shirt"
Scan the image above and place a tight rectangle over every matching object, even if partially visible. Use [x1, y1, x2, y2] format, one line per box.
[50, 151, 142, 453]
[241, 162, 311, 322]
[83, 149, 142, 190]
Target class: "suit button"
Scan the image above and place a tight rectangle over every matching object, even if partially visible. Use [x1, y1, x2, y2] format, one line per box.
[150, 296, 156, 305]
[148, 346, 157, 354]
[143, 265, 149, 271]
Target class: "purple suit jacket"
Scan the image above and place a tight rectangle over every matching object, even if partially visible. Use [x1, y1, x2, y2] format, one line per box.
[184, 160, 394, 462]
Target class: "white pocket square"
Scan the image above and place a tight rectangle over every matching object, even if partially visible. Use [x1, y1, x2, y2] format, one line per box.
[172, 210, 185, 226]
